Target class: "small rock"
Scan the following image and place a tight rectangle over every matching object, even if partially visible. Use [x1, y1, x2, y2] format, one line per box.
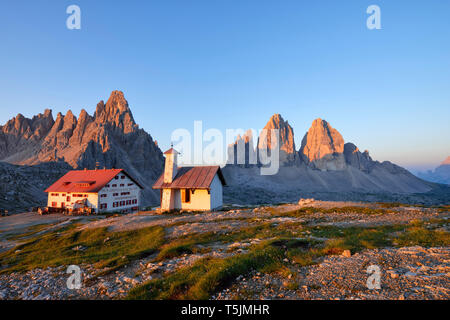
[390, 272, 399, 279]
[342, 250, 351, 257]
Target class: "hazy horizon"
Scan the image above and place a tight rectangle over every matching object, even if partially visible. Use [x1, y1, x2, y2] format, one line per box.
[1, 1, 449, 172]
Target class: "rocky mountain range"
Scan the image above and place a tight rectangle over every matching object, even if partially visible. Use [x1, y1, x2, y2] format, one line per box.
[0, 91, 164, 211]
[0, 92, 447, 212]
[227, 114, 299, 167]
[417, 157, 450, 185]
[224, 115, 440, 205]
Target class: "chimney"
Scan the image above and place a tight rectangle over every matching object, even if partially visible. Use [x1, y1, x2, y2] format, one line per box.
[163, 146, 179, 184]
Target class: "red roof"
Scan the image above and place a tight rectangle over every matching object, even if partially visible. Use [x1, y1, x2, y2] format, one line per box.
[45, 169, 143, 193]
[153, 166, 226, 189]
[164, 148, 179, 154]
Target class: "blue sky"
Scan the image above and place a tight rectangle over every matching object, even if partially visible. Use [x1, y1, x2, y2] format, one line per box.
[0, 0, 449, 173]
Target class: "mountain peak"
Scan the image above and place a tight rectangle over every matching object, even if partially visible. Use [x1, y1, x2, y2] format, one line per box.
[265, 114, 287, 129]
[95, 90, 136, 133]
[65, 109, 74, 117]
[300, 118, 345, 170]
[257, 113, 296, 165]
[106, 90, 129, 112]
[43, 109, 52, 117]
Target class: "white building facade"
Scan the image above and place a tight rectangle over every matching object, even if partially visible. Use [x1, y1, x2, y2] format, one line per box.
[46, 169, 143, 214]
[153, 148, 226, 212]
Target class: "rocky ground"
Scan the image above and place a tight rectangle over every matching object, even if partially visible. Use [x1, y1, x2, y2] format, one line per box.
[215, 246, 449, 300]
[0, 201, 448, 300]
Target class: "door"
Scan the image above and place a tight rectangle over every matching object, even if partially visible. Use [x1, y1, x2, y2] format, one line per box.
[61, 202, 65, 208]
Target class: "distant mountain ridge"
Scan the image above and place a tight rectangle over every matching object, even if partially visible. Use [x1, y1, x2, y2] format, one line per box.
[418, 157, 450, 185]
[0, 91, 164, 206]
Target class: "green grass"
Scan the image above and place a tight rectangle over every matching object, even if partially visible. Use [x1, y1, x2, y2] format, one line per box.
[376, 202, 423, 208]
[5, 223, 57, 241]
[395, 220, 450, 247]
[156, 222, 300, 261]
[0, 225, 165, 274]
[276, 206, 388, 218]
[156, 241, 197, 261]
[127, 244, 284, 300]
[435, 205, 450, 213]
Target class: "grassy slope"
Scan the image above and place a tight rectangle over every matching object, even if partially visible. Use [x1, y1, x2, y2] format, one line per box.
[0, 225, 165, 274]
[128, 218, 449, 300]
[0, 204, 448, 299]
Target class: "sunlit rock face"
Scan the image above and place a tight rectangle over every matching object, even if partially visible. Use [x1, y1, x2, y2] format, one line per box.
[257, 114, 298, 166]
[299, 118, 346, 171]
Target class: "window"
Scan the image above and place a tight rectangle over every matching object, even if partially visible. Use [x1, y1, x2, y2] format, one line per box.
[128, 183, 133, 186]
[62, 194, 66, 197]
[120, 201, 125, 206]
[120, 184, 124, 187]
[76, 182, 93, 188]
[121, 192, 130, 196]
[121, 176, 125, 179]
[182, 189, 191, 203]
[66, 196, 71, 202]
[105, 184, 110, 188]
[100, 204, 107, 210]
[115, 176, 119, 180]
[112, 184, 117, 187]
[100, 194, 107, 198]
[132, 199, 137, 204]
[51, 202, 57, 207]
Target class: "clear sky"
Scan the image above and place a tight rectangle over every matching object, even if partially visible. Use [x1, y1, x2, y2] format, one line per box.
[0, 0, 449, 173]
